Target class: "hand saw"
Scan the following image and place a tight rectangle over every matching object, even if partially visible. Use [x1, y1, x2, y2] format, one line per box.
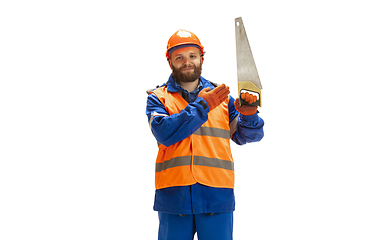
[235, 17, 262, 107]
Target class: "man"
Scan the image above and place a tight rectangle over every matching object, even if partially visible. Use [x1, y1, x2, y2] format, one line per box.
[146, 29, 264, 240]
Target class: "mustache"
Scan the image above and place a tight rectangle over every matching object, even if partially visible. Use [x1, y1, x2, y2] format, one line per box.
[180, 62, 195, 69]
[171, 62, 202, 83]
[171, 62, 198, 72]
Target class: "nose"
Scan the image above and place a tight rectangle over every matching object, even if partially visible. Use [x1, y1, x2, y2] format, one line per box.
[183, 57, 192, 67]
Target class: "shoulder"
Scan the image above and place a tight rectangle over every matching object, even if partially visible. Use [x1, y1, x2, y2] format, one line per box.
[200, 76, 218, 89]
[146, 83, 167, 95]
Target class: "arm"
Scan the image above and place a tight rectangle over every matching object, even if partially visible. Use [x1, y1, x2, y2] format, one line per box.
[228, 96, 264, 145]
[146, 94, 209, 147]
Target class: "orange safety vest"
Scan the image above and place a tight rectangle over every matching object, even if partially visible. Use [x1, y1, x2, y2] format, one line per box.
[152, 86, 234, 190]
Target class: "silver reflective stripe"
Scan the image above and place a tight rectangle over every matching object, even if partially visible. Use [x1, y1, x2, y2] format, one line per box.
[155, 156, 191, 172]
[193, 127, 230, 139]
[229, 115, 239, 137]
[149, 111, 169, 130]
[194, 156, 234, 171]
[155, 155, 234, 172]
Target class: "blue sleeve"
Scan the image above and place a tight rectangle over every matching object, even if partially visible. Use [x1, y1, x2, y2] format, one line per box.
[146, 93, 210, 147]
[228, 96, 239, 123]
[228, 96, 264, 145]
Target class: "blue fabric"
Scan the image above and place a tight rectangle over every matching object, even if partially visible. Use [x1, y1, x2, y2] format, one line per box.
[232, 113, 265, 145]
[168, 44, 201, 56]
[158, 212, 233, 240]
[146, 74, 264, 214]
[154, 183, 235, 214]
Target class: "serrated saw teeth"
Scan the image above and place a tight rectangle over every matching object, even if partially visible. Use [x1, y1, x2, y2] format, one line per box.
[240, 90, 259, 104]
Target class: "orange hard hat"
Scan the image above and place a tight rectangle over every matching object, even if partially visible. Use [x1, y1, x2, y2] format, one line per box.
[166, 29, 204, 59]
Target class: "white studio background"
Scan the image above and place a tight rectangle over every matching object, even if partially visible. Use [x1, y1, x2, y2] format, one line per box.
[1, 0, 383, 239]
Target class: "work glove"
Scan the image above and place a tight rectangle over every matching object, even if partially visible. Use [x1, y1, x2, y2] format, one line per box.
[235, 98, 257, 116]
[241, 92, 258, 105]
[198, 84, 230, 111]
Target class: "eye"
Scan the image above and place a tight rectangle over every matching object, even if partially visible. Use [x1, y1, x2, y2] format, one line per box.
[190, 55, 197, 59]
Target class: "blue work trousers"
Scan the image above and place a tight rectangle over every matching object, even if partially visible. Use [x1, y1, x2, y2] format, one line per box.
[158, 212, 233, 240]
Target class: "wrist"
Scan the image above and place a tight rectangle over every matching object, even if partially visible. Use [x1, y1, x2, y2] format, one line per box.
[195, 97, 210, 113]
[240, 110, 259, 120]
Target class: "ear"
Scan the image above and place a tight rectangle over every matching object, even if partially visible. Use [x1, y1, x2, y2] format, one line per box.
[168, 59, 172, 69]
[201, 56, 204, 65]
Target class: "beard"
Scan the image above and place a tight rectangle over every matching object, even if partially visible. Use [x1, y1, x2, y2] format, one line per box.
[171, 62, 202, 83]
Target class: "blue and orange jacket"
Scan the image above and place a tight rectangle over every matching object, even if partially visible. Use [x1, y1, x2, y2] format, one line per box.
[146, 74, 264, 214]
[152, 82, 234, 190]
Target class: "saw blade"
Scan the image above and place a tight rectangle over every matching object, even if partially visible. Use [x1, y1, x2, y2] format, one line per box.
[235, 17, 262, 107]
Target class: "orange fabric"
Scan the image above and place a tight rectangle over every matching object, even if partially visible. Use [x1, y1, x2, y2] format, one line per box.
[198, 84, 230, 111]
[153, 86, 234, 189]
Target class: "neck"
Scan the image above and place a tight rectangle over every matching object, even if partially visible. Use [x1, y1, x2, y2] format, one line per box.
[177, 79, 199, 93]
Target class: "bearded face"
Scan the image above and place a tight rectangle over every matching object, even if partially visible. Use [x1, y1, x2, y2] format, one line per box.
[168, 47, 203, 84]
[171, 60, 202, 83]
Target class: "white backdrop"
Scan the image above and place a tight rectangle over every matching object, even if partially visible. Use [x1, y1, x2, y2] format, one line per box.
[1, 0, 383, 239]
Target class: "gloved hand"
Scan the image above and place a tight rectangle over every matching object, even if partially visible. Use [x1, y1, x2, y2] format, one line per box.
[198, 84, 230, 111]
[235, 98, 257, 116]
[241, 92, 258, 104]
